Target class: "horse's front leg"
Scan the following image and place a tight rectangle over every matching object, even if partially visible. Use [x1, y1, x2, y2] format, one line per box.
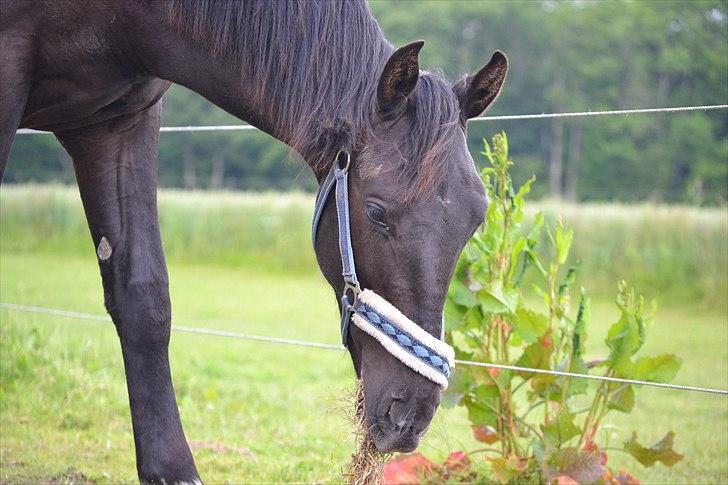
[57, 103, 200, 484]
[0, 35, 32, 180]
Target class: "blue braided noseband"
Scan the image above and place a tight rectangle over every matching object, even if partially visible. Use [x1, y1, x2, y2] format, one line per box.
[355, 300, 451, 379]
[312, 151, 454, 389]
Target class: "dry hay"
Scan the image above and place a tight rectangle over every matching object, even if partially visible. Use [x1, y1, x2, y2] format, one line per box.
[334, 380, 390, 485]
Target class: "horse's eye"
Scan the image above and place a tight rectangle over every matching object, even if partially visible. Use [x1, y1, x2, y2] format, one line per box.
[366, 203, 388, 229]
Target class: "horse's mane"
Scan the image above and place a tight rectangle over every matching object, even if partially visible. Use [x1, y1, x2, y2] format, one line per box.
[164, 0, 460, 198]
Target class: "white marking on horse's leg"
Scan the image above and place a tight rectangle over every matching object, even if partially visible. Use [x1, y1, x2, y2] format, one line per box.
[97, 236, 112, 261]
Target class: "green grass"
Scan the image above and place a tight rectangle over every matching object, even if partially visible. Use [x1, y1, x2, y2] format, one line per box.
[1, 252, 726, 484]
[2, 185, 726, 303]
[1, 186, 726, 482]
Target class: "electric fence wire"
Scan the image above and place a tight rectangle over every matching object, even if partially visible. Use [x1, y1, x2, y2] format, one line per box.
[15, 104, 728, 135]
[2, 302, 726, 396]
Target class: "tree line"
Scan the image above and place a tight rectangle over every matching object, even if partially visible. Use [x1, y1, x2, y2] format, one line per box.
[6, 0, 727, 204]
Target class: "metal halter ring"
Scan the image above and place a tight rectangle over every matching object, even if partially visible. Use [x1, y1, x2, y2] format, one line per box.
[335, 150, 351, 173]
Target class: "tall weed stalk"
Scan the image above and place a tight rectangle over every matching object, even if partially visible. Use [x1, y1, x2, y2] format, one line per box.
[443, 133, 684, 483]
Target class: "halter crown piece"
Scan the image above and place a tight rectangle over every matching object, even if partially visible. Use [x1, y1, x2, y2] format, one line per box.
[311, 151, 455, 389]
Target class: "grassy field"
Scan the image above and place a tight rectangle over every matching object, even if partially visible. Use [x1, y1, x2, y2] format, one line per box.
[1, 187, 727, 483]
[2, 185, 726, 303]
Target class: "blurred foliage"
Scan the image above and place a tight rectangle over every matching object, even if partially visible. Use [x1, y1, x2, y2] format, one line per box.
[5, 0, 727, 203]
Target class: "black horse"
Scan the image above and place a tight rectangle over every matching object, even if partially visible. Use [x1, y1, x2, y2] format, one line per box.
[0, 1, 507, 482]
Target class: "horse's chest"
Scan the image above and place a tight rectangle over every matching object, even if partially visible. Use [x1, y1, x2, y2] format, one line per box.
[21, 69, 170, 133]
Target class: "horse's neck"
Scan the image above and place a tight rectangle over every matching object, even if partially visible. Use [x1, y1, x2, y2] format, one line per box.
[147, 1, 391, 171]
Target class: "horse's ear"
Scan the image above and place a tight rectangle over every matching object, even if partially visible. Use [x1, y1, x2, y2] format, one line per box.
[377, 40, 424, 114]
[457, 51, 508, 119]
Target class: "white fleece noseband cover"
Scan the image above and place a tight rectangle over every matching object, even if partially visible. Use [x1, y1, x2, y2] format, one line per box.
[312, 151, 455, 389]
[352, 290, 455, 389]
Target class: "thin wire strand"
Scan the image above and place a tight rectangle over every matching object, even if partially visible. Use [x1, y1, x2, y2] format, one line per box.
[15, 104, 728, 135]
[451, 360, 727, 395]
[2, 302, 726, 396]
[0, 302, 343, 351]
[471, 104, 728, 121]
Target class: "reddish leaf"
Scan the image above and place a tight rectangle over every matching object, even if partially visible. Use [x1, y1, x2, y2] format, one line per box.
[443, 451, 471, 473]
[602, 468, 641, 485]
[383, 453, 436, 485]
[545, 448, 604, 484]
[472, 424, 500, 444]
[612, 469, 641, 485]
[599, 452, 608, 467]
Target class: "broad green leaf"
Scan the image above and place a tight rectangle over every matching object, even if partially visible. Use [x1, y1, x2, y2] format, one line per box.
[442, 369, 475, 408]
[624, 432, 683, 467]
[474, 383, 501, 401]
[631, 354, 682, 383]
[448, 278, 477, 308]
[541, 410, 582, 448]
[477, 290, 511, 313]
[605, 310, 644, 373]
[514, 308, 549, 344]
[566, 357, 589, 397]
[531, 374, 559, 400]
[606, 384, 634, 413]
[471, 234, 495, 256]
[464, 396, 498, 427]
[516, 336, 553, 378]
[477, 286, 517, 314]
[443, 298, 465, 329]
[450, 331, 475, 355]
[491, 369, 513, 390]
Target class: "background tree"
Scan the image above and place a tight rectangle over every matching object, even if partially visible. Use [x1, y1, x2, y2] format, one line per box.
[6, 0, 727, 204]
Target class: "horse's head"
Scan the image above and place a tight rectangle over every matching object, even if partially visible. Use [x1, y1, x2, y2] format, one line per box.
[314, 42, 507, 453]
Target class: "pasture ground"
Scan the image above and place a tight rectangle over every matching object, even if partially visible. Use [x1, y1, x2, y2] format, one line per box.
[1, 252, 726, 484]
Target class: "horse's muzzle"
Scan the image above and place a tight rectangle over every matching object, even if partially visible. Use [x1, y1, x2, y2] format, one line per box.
[370, 380, 441, 453]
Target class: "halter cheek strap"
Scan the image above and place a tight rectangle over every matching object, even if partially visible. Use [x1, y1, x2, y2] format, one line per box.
[311, 151, 455, 389]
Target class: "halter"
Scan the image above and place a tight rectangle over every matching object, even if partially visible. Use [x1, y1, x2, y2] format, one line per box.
[311, 151, 455, 389]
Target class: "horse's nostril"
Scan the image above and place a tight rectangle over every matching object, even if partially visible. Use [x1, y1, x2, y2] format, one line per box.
[387, 399, 412, 431]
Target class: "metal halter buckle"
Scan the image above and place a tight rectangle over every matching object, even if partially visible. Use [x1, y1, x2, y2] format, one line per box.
[343, 280, 361, 307]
